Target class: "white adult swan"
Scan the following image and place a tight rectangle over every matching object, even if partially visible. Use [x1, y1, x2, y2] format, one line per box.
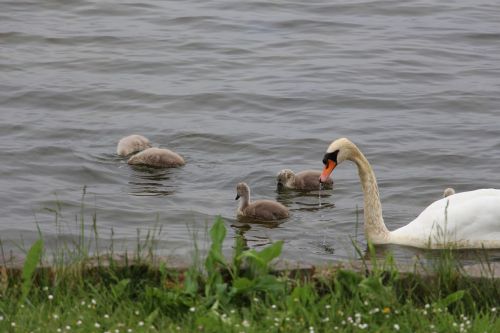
[319, 138, 500, 249]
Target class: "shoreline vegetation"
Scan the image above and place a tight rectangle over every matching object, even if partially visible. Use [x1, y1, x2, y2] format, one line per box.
[1, 195, 500, 332]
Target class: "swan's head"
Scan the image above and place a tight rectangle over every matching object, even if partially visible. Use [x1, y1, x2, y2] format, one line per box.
[235, 182, 250, 200]
[320, 138, 357, 183]
[276, 169, 295, 189]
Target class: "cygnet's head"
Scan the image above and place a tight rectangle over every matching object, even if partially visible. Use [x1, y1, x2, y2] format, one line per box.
[235, 182, 250, 200]
[443, 187, 456, 198]
[276, 169, 295, 189]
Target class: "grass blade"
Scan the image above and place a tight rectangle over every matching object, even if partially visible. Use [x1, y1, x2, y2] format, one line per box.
[21, 239, 44, 301]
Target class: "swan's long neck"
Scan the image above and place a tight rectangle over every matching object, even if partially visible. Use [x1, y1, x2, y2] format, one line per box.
[350, 148, 390, 244]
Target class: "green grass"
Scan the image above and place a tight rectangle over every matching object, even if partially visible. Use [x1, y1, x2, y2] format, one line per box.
[1, 206, 500, 332]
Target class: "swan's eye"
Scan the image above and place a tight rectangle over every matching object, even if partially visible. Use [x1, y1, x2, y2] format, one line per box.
[323, 150, 339, 165]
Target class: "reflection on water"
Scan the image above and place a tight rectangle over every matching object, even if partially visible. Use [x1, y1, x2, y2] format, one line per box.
[277, 188, 335, 212]
[231, 222, 278, 249]
[293, 202, 335, 212]
[232, 216, 283, 229]
[316, 236, 335, 255]
[128, 165, 176, 197]
[318, 183, 323, 207]
[1, 0, 500, 264]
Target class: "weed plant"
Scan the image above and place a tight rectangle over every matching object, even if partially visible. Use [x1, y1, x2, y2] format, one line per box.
[0, 208, 499, 332]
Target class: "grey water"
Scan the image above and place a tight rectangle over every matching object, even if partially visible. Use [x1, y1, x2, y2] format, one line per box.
[2, 0, 500, 264]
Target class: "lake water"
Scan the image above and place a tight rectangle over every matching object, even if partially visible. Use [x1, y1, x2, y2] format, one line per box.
[2, 0, 500, 264]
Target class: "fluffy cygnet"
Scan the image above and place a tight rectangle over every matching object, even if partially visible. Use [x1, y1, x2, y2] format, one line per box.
[117, 134, 152, 156]
[277, 169, 333, 190]
[235, 182, 289, 220]
[127, 147, 185, 168]
[443, 187, 456, 198]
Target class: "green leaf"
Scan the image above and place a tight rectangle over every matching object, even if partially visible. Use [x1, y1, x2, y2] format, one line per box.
[21, 239, 44, 301]
[233, 277, 254, 292]
[205, 217, 227, 273]
[335, 270, 363, 296]
[439, 290, 465, 307]
[359, 276, 385, 294]
[210, 216, 226, 250]
[111, 279, 130, 299]
[145, 308, 159, 324]
[254, 275, 284, 293]
[255, 240, 283, 265]
[238, 250, 263, 266]
[159, 262, 167, 277]
[184, 267, 199, 296]
[237, 241, 283, 272]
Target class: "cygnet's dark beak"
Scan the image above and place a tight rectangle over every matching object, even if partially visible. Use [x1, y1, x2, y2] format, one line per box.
[277, 181, 284, 190]
[235, 194, 240, 200]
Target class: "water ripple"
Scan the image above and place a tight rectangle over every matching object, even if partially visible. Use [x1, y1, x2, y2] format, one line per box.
[1, 0, 500, 264]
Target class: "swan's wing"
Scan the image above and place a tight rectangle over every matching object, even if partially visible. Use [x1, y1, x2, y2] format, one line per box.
[391, 189, 500, 247]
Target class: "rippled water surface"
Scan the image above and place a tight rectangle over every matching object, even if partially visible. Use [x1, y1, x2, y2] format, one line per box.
[2, 0, 500, 264]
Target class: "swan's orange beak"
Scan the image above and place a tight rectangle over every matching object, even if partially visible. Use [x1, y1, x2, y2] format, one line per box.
[320, 160, 336, 183]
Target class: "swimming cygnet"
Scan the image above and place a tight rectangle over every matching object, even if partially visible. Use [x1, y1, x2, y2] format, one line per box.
[443, 187, 456, 198]
[117, 134, 152, 156]
[235, 182, 289, 220]
[127, 147, 185, 168]
[277, 169, 333, 190]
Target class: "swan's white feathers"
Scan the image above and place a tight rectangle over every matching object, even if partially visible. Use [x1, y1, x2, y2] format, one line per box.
[390, 189, 500, 248]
